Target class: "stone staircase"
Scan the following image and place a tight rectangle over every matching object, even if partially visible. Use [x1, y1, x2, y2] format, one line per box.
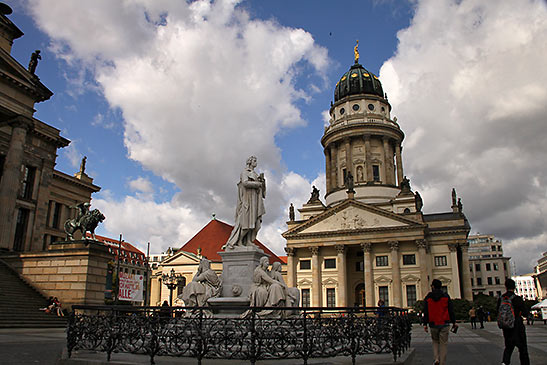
[0, 259, 67, 328]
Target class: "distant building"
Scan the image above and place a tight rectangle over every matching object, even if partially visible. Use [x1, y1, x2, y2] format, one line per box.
[468, 234, 511, 298]
[283, 53, 472, 309]
[513, 274, 538, 300]
[149, 247, 178, 270]
[533, 251, 547, 300]
[149, 219, 283, 306]
[89, 233, 150, 304]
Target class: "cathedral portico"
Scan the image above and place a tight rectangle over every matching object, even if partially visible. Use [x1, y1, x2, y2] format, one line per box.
[283, 44, 471, 309]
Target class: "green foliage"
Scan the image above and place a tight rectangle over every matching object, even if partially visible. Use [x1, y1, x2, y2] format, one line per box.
[452, 299, 472, 321]
[413, 299, 425, 314]
[473, 293, 499, 319]
[524, 299, 538, 314]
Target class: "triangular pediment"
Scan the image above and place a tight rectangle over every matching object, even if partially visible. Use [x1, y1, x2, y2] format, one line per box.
[161, 250, 200, 265]
[284, 199, 422, 237]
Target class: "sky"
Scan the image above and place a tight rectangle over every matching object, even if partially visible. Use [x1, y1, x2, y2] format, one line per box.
[4, 0, 547, 275]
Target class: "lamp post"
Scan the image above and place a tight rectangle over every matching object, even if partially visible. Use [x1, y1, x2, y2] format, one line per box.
[162, 268, 184, 306]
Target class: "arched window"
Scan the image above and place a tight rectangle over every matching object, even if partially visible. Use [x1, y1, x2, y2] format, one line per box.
[355, 283, 365, 307]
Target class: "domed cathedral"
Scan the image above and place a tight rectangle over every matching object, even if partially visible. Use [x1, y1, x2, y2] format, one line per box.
[283, 43, 472, 309]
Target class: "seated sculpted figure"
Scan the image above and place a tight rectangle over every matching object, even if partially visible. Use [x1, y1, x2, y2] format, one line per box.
[181, 258, 221, 307]
[270, 261, 300, 308]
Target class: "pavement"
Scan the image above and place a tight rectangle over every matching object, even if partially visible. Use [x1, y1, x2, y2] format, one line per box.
[0, 321, 546, 364]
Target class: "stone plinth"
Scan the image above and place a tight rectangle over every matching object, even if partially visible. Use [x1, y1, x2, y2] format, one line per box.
[1, 239, 111, 310]
[218, 246, 267, 301]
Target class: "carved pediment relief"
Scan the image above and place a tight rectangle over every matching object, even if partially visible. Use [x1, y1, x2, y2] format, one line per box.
[297, 278, 312, 286]
[374, 275, 392, 284]
[438, 276, 452, 285]
[401, 274, 421, 283]
[300, 205, 409, 234]
[322, 277, 338, 286]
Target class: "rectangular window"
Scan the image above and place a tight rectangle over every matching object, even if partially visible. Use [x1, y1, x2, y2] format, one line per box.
[434, 256, 447, 267]
[489, 291, 494, 296]
[326, 288, 336, 307]
[372, 165, 380, 182]
[301, 289, 310, 307]
[355, 261, 364, 272]
[497, 291, 502, 297]
[52, 202, 62, 229]
[487, 277, 493, 285]
[495, 277, 501, 285]
[13, 208, 29, 251]
[406, 285, 417, 307]
[378, 286, 389, 306]
[471, 278, 474, 286]
[20, 165, 36, 199]
[503, 263, 507, 271]
[491, 245, 497, 251]
[475, 263, 481, 271]
[300, 260, 311, 270]
[0, 154, 5, 181]
[376, 255, 388, 267]
[477, 277, 482, 285]
[324, 258, 336, 269]
[403, 254, 416, 265]
[493, 263, 499, 271]
[486, 263, 491, 271]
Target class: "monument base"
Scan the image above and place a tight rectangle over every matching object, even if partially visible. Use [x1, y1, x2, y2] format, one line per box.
[207, 297, 250, 316]
[219, 246, 268, 301]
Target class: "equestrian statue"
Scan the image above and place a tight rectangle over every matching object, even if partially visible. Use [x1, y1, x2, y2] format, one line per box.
[64, 202, 105, 241]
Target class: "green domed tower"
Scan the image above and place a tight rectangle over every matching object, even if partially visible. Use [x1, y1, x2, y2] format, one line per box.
[321, 43, 407, 208]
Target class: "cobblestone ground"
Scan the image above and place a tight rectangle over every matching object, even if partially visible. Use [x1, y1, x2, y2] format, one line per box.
[411, 321, 547, 364]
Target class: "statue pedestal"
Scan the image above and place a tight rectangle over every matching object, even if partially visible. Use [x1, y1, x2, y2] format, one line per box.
[215, 246, 268, 312]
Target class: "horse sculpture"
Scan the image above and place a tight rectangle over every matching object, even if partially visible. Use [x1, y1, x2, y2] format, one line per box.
[64, 209, 105, 241]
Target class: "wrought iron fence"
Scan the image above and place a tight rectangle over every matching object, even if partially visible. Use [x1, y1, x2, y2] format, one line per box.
[67, 305, 411, 365]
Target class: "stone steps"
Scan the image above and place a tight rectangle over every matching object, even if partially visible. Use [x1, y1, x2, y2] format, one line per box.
[0, 260, 67, 328]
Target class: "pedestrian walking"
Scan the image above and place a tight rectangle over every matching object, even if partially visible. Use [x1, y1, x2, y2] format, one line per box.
[423, 279, 458, 365]
[477, 306, 485, 328]
[469, 306, 477, 329]
[498, 278, 529, 365]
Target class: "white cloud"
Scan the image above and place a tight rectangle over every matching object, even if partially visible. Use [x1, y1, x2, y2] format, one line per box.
[27, 0, 329, 255]
[380, 0, 547, 274]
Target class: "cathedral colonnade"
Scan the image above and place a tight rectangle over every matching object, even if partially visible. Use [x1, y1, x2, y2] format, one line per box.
[286, 238, 471, 308]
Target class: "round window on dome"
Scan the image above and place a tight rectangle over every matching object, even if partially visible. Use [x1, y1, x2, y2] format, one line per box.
[381, 106, 386, 112]
[352, 104, 359, 111]
[340, 108, 345, 115]
[368, 104, 374, 111]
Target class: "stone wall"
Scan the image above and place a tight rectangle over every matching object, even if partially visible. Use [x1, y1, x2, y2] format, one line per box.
[2, 240, 111, 310]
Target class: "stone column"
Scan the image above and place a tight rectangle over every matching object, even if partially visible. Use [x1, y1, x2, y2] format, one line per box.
[286, 247, 297, 288]
[361, 242, 374, 307]
[335, 244, 347, 307]
[330, 144, 338, 189]
[382, 138, 390, 185]
[0, 117, 32, 250]
[31, 160, 55, 251]
[383, 138, 395, 185]
[150, 276, 162, 306]
[345, 138, 353, 179]
[389, 241, 402, 307]
[416, 239, 430, 298]
[324, 148, 331, 193]
[448, 243, 462, 298]
[310, 246, 322, 306]
[459, 242, 473, 300]
[395, 143, 404, 186]
[364, 136, 372, 182]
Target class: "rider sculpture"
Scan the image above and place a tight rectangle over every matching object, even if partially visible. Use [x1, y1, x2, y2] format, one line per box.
[64, 202, 105, 241]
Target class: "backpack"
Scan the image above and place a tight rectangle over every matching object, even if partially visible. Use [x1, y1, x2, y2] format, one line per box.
[497, 294, 515, 329]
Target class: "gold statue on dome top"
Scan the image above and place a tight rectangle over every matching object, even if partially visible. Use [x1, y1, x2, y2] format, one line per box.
[354, 40, 359, 63]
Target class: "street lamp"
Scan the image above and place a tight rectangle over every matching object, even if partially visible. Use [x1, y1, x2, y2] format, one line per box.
[162, 268, 184, 306]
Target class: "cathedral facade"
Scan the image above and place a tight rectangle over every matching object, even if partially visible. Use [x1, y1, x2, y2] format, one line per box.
[283, 52, 472, 309]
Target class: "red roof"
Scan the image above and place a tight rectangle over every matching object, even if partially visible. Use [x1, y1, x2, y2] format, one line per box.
[278, 256, 288, 264]
[87, 233, 146, 260]
[177, 219, 283, 264]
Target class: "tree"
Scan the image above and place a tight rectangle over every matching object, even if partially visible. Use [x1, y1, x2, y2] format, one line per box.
[452, 299, 472, 321]
[473, 293, 499, 320]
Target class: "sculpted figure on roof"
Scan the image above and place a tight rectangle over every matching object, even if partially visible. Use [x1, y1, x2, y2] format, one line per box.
[223, 156, 266, 250]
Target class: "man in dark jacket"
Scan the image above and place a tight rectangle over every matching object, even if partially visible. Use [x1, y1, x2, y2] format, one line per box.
[498, 278, 529, 365]
[423, 279, 458, 365]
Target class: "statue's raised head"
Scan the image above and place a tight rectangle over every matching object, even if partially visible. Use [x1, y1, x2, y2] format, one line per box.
[246, 155, 257, 167]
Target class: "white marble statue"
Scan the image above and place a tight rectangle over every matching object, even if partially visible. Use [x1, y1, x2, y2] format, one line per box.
[223, 156, 266, 250]
[181, 258, 221, 307]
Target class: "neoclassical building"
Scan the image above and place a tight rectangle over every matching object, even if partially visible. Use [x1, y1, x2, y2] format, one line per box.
[283, 51, 472, 309]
